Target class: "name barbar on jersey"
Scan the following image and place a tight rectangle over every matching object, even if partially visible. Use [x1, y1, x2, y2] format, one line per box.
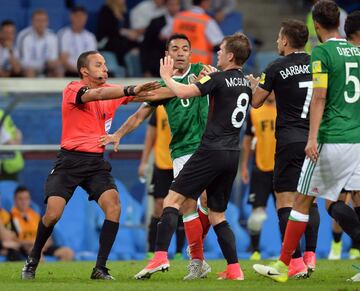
[279, 64, 310, 80]
[336, 46, 360, 57]
[225, 77, 251, 88]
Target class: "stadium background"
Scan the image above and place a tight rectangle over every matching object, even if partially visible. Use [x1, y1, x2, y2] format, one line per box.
[0, 0, 359, 262]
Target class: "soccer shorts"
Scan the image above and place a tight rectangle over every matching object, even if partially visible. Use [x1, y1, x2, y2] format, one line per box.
[170, 149, 240, 212]
[248, 165, 274, 208]
[274, 142, 306, 192]
[297, 144, 360, 201]
[149, 166, 173, 199]
[173, 154, 192, 178]
[44, 149, 117, 203]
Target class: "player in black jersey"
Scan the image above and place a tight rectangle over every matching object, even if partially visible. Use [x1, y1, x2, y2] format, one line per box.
[250, 20, 320, 278]
[135, 33, 253, 281]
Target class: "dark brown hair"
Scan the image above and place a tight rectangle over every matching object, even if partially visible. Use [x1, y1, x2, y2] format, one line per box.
[312, 0, 340, 30]
[281, 19, 309, 49]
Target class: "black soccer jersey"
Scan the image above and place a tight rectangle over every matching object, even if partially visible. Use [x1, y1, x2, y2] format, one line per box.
[258, 52, 311, 145]
[195, 69, 252, 150]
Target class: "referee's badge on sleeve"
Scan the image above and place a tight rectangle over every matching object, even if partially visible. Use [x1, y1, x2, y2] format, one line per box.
[105, 118, 113, 133]
[312, 61, 322, 73]
[199, 75, 211, 84]
[259, 73, 266, 85]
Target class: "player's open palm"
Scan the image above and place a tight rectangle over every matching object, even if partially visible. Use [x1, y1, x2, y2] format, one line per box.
[305, 138, 319, 163]
[99, 133, 121, 152]
[160, 56, 175, 80]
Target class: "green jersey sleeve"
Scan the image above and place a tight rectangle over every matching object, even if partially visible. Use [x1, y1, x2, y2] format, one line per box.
[311, 46, 329, 74]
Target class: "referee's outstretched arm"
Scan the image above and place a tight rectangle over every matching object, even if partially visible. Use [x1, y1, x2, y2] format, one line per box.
[78, 81, 161, 103]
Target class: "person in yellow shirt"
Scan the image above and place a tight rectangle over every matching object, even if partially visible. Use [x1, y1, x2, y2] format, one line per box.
[241, 94, 276, 260]
[11, 186, 74, 261]
[138, 107, 185, 259]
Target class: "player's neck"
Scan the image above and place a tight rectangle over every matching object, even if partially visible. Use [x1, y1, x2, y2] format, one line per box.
[174, 64, 190, 76]
[284, 47, 305, 56]
[222, 63, 242, 71]
[321, 30, 342, 42]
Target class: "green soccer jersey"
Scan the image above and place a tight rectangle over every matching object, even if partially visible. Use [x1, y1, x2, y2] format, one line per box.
[152, 63, 209, 160]
[311, 39, 360, 143]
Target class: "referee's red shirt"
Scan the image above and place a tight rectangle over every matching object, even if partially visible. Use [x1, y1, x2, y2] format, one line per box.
[61, 81, 133, 153]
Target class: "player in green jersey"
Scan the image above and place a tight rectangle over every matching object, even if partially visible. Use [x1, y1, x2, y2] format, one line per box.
[100, 33, 216, 280]
[327, 10, 360, 261]
[253, 0, 360, 283]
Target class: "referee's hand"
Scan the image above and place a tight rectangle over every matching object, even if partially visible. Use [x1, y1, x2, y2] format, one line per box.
[99, 133, 121, 152]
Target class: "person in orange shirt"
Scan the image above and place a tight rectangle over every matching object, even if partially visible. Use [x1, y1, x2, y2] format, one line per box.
[171, 0, 223, 65]
[11, 186, 74, 261]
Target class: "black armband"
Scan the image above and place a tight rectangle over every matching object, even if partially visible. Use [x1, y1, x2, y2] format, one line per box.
[75, 86, 89, 104]
[124, 85, 136, 96]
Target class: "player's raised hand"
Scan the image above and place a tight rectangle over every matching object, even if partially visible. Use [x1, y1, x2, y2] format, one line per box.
[134, 81, 161, 95]
[160, 56, 175, 80]
[305, 138, 319, 163]
[98, 133, 121, 152]
[198, 65, 218, 80]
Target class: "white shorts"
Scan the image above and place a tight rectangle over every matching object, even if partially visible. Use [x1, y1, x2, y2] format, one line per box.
[297, 144, 360, 201]
[173, 154, 192, 178]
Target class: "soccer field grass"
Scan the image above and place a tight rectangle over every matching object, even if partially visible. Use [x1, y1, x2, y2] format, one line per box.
[0, 260, 359, 291]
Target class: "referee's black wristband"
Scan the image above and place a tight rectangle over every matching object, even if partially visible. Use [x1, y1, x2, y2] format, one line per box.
[124, 85, 136, 96]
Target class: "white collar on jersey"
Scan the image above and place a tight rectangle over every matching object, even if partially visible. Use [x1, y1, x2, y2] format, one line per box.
[326, 37, 347, 42]
[172, 64, 192, 79]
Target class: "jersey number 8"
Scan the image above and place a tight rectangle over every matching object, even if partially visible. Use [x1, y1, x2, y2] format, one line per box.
[231, 93, 249, 128]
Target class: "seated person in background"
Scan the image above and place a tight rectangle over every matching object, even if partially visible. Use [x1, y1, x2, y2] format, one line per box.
[58, 6, 97, 77]
[0, 20, 21, 77]
[16, 9, 62, 77]
[0, 196, 20, 260]
[140, 0, 181, 77]
[97, 0, 139, 66]
[11, 186, 74, 261]
[0, 110, 24, 181]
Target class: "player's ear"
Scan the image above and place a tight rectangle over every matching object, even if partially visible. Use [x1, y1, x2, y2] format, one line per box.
[80, 67, 88, 77]
[228, 52, 234, 63]
[165, 51, 169, 56]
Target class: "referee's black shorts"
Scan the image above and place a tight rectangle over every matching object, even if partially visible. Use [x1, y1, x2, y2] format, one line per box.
[273, 142, 306, 193]
[44, 149, 117, 203]
[149, 166, 173, 199]
[248, 165, 274, 208]
[170, 148, 239, 213]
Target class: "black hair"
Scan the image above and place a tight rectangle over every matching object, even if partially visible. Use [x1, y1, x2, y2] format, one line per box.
[165, 33, 191, 50]
[345, 10, 360, 40]
[77, 50, 100, 78]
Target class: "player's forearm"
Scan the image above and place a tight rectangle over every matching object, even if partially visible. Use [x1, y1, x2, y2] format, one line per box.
[133, 87, 175, 102]
[140, 126, 156, 165]
[308, 93, 326, 141]
[114, 106, 153, 139]
[163, 76, 197, 99]
[241, 135, 252, 166]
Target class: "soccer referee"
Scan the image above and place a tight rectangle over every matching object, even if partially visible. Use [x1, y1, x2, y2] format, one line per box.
[21, 50, 159, 280]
